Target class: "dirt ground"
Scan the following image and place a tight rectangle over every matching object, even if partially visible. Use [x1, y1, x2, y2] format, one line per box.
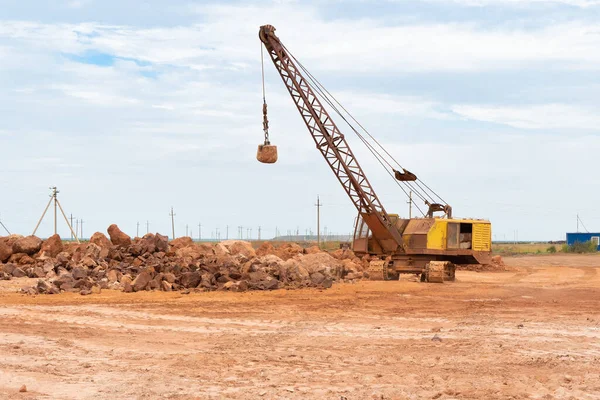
[1, 254, 600, 400]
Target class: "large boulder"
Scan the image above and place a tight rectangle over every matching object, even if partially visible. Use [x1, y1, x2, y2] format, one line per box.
[284, 259, 310, 282]
[304, 245, 321, 255]
[330, 248, 356, 261]
[213, 243, 230, 257]
[256, 242, 275, 257]
[274, 243, 304, 261]
[180, 271, 201, 288]
[296, 252, 342, 276]
[221, 240, 256, 259]
[155, 233, 169, 253]
[107, 224, 132, 247]
[90, 232, 112, 249]
[39, 234, 63, 258]
[175, 244, 212, 260]
[0, 234, 23, 248]
[136, 233, 169, 254]
[12, 236, 43, 255]
[132, 269, 153, 291]
[170, 236, 194, 250]
[0, 241, 12, 263]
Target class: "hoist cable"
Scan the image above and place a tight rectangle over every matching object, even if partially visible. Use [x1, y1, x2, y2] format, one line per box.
[261, 43, 266, 102]
[290, 51, 430, 213]
[285, 44, 409, 172]
[282, 45, 433, 215]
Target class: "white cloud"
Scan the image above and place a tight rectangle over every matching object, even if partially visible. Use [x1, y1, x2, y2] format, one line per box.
[66, 0, 92, 9]
[1, 9, 600, 74]
[452, 104, 600, 130]
[424, 0, 600, 7]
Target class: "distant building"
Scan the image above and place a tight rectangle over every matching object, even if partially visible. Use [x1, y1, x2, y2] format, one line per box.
[566, 233, 600, 251]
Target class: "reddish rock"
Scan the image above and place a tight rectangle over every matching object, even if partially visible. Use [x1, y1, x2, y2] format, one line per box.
[39, 234, 63, 258]
[1, 263, 16, 275]
[213, 243, 230, 257]
[132, 271, 152, 291]
[12, 236, 42, 255]
[175, 245, 205, 260]
[107, 224, 132, 247]
[222, 240, 256, 259]
[330, 248, 356, 261]
[56, 251, 70, 266]
[90, 232, 112, 257]
[0, 234, 23, 248]
[274, 243, 304, 261]
[310, 272, 325, 285]
[256, 242, 275, 257]
[0, 241, 12, 263]
[304, 245, 321, 255]
[170, 236, 194, 249]
[107, 269, 121, 283]
[163, 273, 176, 284]
[18, 255, 35, 265]
[180, 271, 201, 288]
[155, 233, 169, 252]
[123, 281, 133, 293]
[72, 267, 88, 280]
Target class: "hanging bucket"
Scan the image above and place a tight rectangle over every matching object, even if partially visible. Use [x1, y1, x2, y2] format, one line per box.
[256, 144, 278, 164]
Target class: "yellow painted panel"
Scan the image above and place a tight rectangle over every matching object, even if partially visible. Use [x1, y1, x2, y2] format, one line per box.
[427, 220, 447, 250]
[473, 223, 492, 251]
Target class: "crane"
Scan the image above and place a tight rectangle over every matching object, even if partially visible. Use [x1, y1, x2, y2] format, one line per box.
[257, 24, 491, 282]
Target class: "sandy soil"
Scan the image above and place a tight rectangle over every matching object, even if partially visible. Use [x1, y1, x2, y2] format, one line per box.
[1, 254, 600, 399]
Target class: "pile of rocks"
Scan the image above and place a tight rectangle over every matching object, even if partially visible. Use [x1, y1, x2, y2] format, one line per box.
[0, 225, 368, 295]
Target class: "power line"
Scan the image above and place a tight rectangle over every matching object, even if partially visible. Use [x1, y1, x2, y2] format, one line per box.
[577, 214, 589, 233]
[0, 213, 10, 235]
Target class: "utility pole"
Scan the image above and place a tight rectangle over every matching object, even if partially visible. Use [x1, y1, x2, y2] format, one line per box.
[146, 220, 150, 234]
[53, 187, 58, 235]
[70, 214, 75, 240]
[315, 195, 322, 248]
[75, 219, 79, 238]
[407, 191, 413, 219]
[33, 187, 79, 242]
[169, 207, 176, 239]
[137, 221, 140, 237]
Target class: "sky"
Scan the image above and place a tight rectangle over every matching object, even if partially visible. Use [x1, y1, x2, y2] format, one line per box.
[0, 0, 598, 241]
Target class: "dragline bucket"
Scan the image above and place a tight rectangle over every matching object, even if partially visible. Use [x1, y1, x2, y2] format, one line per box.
[256, 144, 278, 164]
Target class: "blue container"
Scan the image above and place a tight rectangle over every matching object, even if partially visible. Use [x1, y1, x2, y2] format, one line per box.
[566, 233, 600, 251]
